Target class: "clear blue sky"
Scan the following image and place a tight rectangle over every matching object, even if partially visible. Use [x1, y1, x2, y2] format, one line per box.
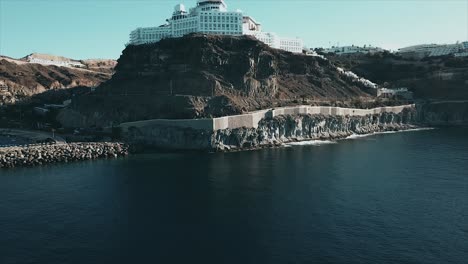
[1, 0, 467, 59]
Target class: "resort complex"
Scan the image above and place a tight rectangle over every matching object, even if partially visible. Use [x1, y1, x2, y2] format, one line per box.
[397, 41, 468, 58]
[322, 45, 386, 55]
[318, 41, 468, 58]
[128, 0, 304, 53]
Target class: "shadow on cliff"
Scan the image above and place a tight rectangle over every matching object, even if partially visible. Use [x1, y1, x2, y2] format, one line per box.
[56, 34, 382, 128]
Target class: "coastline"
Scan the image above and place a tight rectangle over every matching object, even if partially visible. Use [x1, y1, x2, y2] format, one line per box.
[284, 127, 436, 146]
[342, 127, 435, 139]
[0, 126, 441, 168]
[122, 104, 419, 151]
[0, 125, 421, 168]
[285, 127, 434, 146]
[3, 100, 466, 168]
[215, 123, 421, 152]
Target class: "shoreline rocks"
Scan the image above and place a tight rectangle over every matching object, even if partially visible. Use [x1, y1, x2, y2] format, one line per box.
[0, 142, 128, 169]
[124, 107, 420, 152]
[212, 109, 419, 151]
[213, 124, 419, 152]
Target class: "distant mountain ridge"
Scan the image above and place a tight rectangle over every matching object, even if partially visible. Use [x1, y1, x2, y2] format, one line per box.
[0, 53, 117, 105]
[1, 53, 118, 72]
[22, 53, 78, 62]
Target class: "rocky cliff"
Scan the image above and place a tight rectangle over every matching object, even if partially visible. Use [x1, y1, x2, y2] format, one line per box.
[418, 101, 468, 125]
[59, 34, 376, 127]
[124, 108, 418, 151]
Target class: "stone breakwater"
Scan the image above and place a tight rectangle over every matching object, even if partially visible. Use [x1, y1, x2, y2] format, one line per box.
[0, 142, 128, 168]
[124, 107, 418, 151]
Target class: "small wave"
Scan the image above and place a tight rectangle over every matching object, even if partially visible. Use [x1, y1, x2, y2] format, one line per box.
[286, 140, 337, 146]
[282, 128, 434, 148]
[346, 134, 372, 139]
[345, 127, 435, 140]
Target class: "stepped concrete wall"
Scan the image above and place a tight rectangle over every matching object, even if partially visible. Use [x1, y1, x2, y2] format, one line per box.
[120, 118, 214, 131]
[119, 104, 415, 132]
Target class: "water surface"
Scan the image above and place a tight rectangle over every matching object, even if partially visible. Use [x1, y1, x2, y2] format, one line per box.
[1, 127, 467, 263]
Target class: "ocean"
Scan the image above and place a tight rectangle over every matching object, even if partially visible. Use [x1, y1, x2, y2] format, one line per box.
[1, 127, 467, 264]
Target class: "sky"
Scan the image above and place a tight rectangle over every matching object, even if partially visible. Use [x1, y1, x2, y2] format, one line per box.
[0, 0, 467, 59]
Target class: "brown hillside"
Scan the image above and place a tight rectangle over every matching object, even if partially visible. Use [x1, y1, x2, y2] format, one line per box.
[60, 34, 375, 127]
[0, 59, 113, 104]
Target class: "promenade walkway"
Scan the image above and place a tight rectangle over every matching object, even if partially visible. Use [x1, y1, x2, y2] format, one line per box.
[0, 129, 66, 148]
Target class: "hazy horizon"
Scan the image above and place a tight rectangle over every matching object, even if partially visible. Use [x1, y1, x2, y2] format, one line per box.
[1, 0, 467, 59]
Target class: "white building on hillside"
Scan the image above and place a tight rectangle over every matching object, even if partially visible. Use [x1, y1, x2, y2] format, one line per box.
[454, 52, 468, 58]
[377, 88, 413, 100]
[397, 44, 439, 55]
[128, 0, 303, 53]
[398, 42, 468, 58]
[26, 53, 84, 68]
[454, 41, 468, 57]
[322, 45, 385, 55]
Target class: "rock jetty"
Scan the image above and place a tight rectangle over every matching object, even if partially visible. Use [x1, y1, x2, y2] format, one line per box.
[0, 142, 128, 168]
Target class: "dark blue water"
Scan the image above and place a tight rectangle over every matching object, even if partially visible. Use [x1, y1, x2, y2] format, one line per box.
[1, 128, 467, 264]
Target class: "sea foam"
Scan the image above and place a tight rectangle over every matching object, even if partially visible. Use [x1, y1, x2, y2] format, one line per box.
[345, 127, 435, 140]
[284, 128, 435, 147]
[285, 140, 337, 146]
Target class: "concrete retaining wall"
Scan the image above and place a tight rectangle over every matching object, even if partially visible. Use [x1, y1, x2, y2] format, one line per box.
[119, 104, 415, 132]
[120, 118, 214, 132]
[213, 109, 271, 130]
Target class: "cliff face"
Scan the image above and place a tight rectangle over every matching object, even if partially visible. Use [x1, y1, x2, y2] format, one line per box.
[214, 109, 417, 150]
[124, 108, 418, 151]
[61, 34, 375, 127]
[418, 101, 468, 125]
[327, 53, 468, 100]
[106, 34, 373, 99]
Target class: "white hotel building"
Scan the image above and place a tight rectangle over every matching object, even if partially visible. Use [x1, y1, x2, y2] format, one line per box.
[322, 45, 386, 55]
[129, 0, 303, 53]
[397, 41, 468, 58]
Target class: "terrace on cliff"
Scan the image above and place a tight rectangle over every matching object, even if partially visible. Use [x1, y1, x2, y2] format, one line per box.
[59, 34, 378, 128]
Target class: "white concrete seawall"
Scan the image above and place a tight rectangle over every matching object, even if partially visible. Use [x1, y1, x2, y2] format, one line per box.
[120, 104, 415, 132]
